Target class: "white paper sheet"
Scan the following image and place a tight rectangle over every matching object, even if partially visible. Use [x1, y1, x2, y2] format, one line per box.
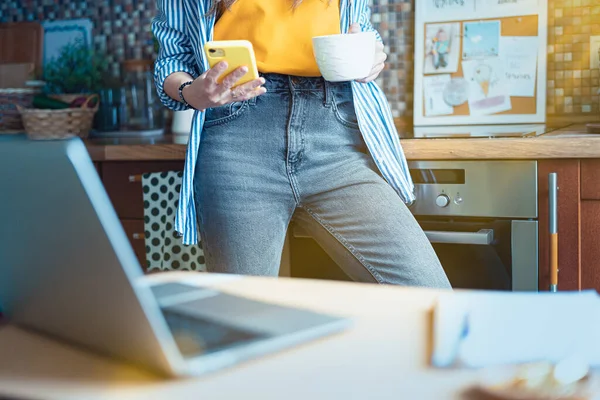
[499, 36, 539, 97]
[424, 23, 461, 74]
[432, 290, 600, 368]
[482, 0, 539, 15]
[424, 0, 477, 23]
[462, 59, 512, 115]
[423, 74, 454, 116]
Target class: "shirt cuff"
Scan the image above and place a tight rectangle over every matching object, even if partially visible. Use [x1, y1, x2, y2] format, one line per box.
[154, 59, 200, 111]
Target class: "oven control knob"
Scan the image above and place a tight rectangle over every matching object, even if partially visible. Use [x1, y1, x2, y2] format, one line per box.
[435, 194, 450, 208]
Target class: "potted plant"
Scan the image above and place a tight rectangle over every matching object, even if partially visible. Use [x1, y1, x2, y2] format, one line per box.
[17, 40, 107, 140]
[42, 39, 108, 103]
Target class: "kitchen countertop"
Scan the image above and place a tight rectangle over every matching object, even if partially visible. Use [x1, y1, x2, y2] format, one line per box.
[84, 122, 600, 161]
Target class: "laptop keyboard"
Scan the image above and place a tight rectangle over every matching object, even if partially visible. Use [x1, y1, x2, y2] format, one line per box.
[161, 308, 269, 358]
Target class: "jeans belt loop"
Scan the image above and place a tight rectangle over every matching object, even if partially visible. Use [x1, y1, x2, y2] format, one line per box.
[323, 78, 331, 107]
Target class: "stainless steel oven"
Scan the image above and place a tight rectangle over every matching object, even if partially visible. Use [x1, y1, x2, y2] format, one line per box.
[289, 160, 539, 291]
[408, 160, 538, 291]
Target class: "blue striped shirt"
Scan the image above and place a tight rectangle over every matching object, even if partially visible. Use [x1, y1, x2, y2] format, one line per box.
[152, 0, 415, 245]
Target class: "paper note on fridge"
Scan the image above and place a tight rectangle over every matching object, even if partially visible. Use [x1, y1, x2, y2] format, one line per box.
[500, 36, 539, 97]
[462, 58, 512, 115]
[425, 0, 477, 23]
[431, 290, 600, 369]
[483, 0, 540, 14]
[423, 74, 454, 116]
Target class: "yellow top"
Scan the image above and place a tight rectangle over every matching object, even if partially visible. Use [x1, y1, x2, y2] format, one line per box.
[214, 0, 341, 77]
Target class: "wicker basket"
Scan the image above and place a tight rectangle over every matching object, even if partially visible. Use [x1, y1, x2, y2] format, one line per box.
[17, 94, 99, 140]
[0, 88, 39, 133]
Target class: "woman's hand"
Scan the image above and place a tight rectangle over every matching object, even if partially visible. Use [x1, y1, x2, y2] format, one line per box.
[349, 23, 387, 84]
[181, 62, 266, 110]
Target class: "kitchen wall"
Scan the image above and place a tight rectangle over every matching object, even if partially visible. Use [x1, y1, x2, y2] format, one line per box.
[0, 0, 156, 77]
[2, 0, 599, 118]
[545, 0, 600, 115]
[371, 0, 600, 118]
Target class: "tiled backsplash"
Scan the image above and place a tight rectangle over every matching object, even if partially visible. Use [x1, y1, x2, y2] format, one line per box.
[2, 0, 599, 118]
[545, 0, 600, 115]
[370, 1, 415, 118]
[0, 0, 156, 78]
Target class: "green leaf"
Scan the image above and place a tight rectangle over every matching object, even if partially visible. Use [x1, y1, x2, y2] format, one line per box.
[42, 39, 108, 94]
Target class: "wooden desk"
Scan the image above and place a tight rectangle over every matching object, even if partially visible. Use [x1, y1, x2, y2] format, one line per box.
[0, 273, 479, 400]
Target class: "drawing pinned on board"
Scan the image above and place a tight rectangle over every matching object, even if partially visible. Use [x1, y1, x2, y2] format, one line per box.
[424, 74, 454, 116]
[499, 36, 539, 97]
[462, 59, 512, 115]
[462, 21, 501, 59]
[474, 63, 493, 96]
[443, 78, 470, 107]
[424, 23, 461, 74]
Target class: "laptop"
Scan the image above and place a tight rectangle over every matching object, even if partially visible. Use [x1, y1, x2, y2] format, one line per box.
[0, 135, 349, 377]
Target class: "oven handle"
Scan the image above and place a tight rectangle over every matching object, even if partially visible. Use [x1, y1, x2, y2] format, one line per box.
[424, 229, 494, 245]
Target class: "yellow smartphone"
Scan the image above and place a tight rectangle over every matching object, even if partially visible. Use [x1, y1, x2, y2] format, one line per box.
[204, 40, 260, 88]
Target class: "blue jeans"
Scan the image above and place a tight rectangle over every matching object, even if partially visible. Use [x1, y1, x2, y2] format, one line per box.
[195, 74, 450, 288]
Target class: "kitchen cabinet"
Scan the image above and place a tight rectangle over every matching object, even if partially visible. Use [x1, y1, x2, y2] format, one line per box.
[89, 153, 600, 288]
[581, 160, 600, 200]
[93, 158, 292, 275]
[101, 161, 184, 220]
[580, 160, 600, 290]
[93, 162, 101, 177]
[538, 159, 600, 292]
[99, 160, 185, 269]
[120, 219, 148, 270]
[581, 201, 600, 290]
[0, 22, 43, 73]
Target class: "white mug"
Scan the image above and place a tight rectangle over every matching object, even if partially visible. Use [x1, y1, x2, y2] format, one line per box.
[312, 32, 377, 82]
[171, 109, 195, 144]
[172, 109, 194, 134]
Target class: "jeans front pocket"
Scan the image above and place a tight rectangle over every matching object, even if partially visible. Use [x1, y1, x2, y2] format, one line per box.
[332, 89, 359, 129]
[204, 100, 249, 128]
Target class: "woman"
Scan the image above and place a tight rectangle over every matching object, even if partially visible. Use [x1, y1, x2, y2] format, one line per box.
[153, 0, 451, 288]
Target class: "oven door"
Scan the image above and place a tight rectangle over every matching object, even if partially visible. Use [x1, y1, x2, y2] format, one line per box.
[289, 219, 538, 291]
[416, 218, 538, 291]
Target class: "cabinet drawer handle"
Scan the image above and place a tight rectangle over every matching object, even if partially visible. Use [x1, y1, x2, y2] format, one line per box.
[549, 172, 558, 292]
[129, 174, 142, 183]
[132, 233, 145, 240]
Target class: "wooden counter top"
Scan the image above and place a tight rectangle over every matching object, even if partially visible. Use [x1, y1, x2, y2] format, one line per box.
[85, 123, 600, 162]
[401, 123, 600, 160]
[86, 140, 186, 161]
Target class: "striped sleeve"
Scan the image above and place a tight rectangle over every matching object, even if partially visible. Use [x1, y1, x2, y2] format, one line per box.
[357, 2, 382, 42]
[347, 0, 416, 204]
[352, 82, 416, 203]
[152, 0, 200, 111]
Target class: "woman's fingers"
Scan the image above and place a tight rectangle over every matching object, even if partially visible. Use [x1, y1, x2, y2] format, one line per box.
[240, 86, 267, 100]
[228, 77, 266, 101]
[375, 50, 387, 65]
[181, 63, 266, 109]
[219, 66, 250, 91]
[204, 61, 228, 85]
[349, 23, 361, 33]
[356, 42, 387, 83]
[357, 63, 385, 83]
